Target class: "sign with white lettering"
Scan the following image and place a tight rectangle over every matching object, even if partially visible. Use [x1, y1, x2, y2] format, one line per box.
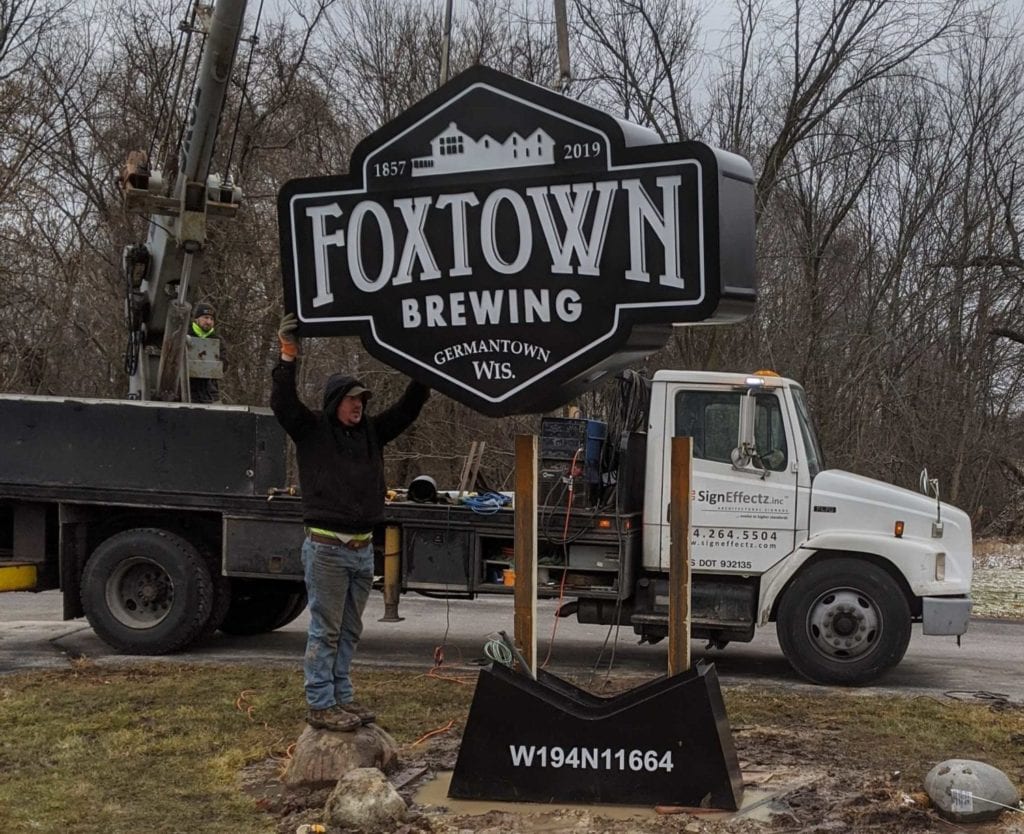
[278, 66, 755, 415]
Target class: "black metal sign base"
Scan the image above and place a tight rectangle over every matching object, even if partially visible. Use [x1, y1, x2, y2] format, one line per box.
[450, 662, 743, 809]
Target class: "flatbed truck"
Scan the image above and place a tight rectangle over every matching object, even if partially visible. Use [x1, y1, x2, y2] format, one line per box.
[0, 367, 972, 685]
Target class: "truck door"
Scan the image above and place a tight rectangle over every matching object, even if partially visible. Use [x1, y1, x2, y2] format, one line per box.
[662, 387, 798, 574]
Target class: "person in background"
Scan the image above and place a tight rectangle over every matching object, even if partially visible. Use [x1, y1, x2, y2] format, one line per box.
[188, 303, 224, 403]
[271, 312, 430, 732]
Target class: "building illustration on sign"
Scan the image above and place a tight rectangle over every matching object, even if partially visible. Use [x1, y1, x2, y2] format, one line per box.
[411, 122, 555, 177]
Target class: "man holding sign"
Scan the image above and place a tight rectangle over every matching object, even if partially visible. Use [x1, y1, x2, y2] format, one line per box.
[271, 313, 430, 731]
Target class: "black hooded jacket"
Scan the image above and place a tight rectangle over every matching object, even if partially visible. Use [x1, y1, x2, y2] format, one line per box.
[271, 361, 429, 532]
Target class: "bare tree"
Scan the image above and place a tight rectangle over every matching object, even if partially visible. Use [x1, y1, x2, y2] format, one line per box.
[6, 0, 1024, 521]
[747, 0, 968, 211]
[571, 0, 704, 140]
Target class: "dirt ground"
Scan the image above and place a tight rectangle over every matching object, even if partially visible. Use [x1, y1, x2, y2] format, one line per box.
[242, 708, 1024, 834]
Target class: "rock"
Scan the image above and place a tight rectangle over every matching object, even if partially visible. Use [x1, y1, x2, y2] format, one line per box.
[925, 759, 1020, 822]
[284, 724, 399, 789]
[324, 767, 407, 832]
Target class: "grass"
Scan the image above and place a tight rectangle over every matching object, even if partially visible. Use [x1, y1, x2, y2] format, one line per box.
[0, 663, 1020, 834]
[973, 538, 1024, 619]
[0, 662, 475, 834]
[727, 686, 1024, 776]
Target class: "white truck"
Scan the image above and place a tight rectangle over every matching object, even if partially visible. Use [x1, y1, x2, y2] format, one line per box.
[629, 368, 972, 684]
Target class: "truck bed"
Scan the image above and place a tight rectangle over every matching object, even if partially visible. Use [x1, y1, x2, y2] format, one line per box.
[0, 394, 640, 601]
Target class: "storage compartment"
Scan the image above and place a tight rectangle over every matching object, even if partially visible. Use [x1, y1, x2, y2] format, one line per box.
[404, 526, 473, 591]
[223, 516, 304, 579]
[477, 534, 577, 592]
[475, 533, 625, 597]
[478, 535, 524, 590]
[568, 544, 620, 571]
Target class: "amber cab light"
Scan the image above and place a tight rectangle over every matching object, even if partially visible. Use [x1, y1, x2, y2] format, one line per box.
[597, 518, 612, 529]
[894, 520, 905, 538]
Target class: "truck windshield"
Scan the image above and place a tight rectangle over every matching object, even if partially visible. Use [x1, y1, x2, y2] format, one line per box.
[792, 387, 824, 477]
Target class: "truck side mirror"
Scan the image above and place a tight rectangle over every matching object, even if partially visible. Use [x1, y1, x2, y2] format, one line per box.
[731, 390, 757, 469]
[919, 467, 944, 537]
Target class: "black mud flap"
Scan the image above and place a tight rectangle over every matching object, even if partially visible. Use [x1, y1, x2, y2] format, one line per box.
[449, 662, 743, 809]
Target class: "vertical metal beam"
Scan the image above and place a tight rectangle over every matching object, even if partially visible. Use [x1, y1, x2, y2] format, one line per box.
[553, 0, 571, 91]
[379, 525, 404, 622]
[439, 0, 454, 86]
[514, 434, 538, 677]
[668, 435, 692, 676]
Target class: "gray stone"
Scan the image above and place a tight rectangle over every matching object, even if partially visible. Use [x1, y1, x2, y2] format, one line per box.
[284, 724, 399, 789]
[925, 758, 1020, 822]
[324, 767, 407, 832]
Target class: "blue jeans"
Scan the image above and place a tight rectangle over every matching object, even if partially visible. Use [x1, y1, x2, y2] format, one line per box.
[301, 537, 374, 710]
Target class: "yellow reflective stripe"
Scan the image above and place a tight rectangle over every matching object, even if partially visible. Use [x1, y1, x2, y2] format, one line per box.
[0, 564, 37, 592]
[306, 527, 372, 542]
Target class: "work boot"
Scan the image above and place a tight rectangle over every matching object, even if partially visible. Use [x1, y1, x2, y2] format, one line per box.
[340, 700, 376, 725]
[306, 705, 361, 732]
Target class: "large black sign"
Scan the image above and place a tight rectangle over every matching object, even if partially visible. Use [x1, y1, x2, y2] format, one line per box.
[278, 66, 755, 416]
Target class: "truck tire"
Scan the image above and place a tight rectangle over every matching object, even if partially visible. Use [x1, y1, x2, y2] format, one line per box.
[200, 573, 233, 638]
[776, 557, 911, 685]
[270, 590, 309, 630]
[81, 528, 213, 654]
[219, 580, 307, 636]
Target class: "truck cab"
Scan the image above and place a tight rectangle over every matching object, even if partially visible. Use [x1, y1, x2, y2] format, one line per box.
[641, 369, 973, 684]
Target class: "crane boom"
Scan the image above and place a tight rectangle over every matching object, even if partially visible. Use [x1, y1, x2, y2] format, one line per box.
[122, 0, 248, 401]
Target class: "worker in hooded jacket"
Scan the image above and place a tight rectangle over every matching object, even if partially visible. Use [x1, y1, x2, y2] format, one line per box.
[271, 312, 430, 732]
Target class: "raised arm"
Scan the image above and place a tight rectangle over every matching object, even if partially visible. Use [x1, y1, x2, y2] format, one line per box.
[373, 379, 431, 445]
[270, 313, 316, 439]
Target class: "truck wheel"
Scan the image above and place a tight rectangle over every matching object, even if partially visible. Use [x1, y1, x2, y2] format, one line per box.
[200, 573, 233, 638]
[81, 528, 213, 654]
[776, 557, 911, 685]
[270, 590, 310, 630]
[219, 580, 307, 635]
